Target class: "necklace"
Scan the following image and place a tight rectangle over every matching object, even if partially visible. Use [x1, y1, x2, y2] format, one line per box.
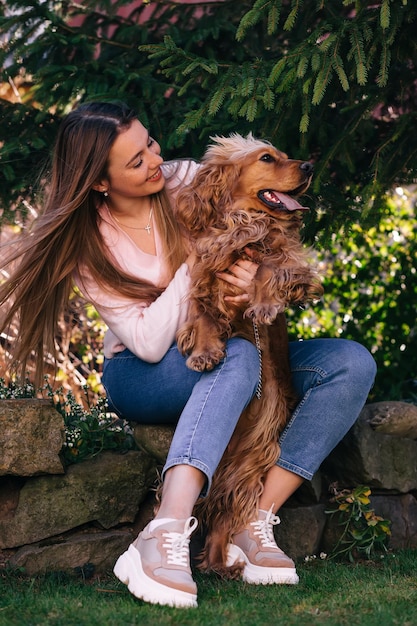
[111, 204, 153, 235]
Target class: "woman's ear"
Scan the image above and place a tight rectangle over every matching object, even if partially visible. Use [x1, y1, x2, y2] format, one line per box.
[92, 178, 109, 193]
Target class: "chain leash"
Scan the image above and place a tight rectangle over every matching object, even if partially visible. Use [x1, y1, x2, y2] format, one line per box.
[252, 319, 262, 399]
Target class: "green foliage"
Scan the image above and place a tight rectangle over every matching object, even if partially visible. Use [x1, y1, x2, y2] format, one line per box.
[0, 378, 137, 466]
[49, 384, 137, 466]
[288, 187, 417, 402]
[65, 291, 107, 394]
[325, 485, 391, 562]
[0, 377, 36, 399]
[0, 0, 416, 232]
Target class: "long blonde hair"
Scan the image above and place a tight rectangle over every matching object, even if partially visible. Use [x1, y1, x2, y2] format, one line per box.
[0, 101, 187, 385]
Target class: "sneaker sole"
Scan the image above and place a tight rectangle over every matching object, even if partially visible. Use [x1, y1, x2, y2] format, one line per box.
[226, 543, 299, 585]
[113, 544, 198, 608]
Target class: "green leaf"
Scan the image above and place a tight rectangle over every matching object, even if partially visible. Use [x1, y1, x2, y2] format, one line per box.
[312, 59, 333, 105]
[267, 3, 282, 36]
[208, 88, 227, 116]
[262, 87, 275, 109]
[268, 58, 287, 87]
[380, 0, 391, 30]
[299, 112, 310, 133]
[297, 56, 309, 78]
[332, 55, 349, 91]
[238, 98, 258, 122]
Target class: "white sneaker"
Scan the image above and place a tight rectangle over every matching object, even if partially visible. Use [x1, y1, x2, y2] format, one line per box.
[113, 517, 198, 608]
[226, 506, 299, 585]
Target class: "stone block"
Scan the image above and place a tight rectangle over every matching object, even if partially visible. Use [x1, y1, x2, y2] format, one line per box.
[0, 399, 65, 476]
[0, 450, 157, 548]
[323, 407, 417, 492]
[371, 493, 417, 549]
[9, 528, 133, 575]
[275, 503, 327, 559]
[365, 401, 417, 439]
[133, 423, 174, 464]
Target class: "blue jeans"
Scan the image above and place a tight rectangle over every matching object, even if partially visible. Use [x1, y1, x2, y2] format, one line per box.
[102, 337, 260, 491]
[102, 337, 376, 488]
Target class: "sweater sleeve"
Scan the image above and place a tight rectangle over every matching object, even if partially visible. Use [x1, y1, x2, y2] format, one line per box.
[77, 262, 191, 362]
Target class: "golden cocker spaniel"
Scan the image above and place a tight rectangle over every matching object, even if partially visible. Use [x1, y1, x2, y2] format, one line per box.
[175, 133, 323, 577]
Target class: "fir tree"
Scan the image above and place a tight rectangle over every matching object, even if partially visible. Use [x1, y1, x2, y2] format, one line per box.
[0, 0, 416, 235]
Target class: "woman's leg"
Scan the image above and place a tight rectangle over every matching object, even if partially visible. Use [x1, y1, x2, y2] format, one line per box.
[103, 337, 260, 490]
[259, 338, 376, 509]
[228, 338, 376, 585]
[104, 337, 260, 607]
[274, 337, 376, 484]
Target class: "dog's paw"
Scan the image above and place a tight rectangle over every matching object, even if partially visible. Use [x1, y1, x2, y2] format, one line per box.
[186, 349, 225, 372]
[244, 304, 283, 325]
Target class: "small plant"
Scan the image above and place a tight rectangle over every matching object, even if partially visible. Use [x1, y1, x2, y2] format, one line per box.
[0, 378, 36, 399]
[0, 377, 137, 466]
[325, 484, 391, 562]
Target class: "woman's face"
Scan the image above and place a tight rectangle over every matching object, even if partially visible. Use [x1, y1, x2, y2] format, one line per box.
[103, 119, 165, 201]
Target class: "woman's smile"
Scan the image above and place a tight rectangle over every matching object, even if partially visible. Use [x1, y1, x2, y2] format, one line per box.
[148, 168, 162, 182]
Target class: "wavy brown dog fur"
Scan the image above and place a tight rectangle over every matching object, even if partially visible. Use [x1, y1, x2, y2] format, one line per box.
[174, 133, 323, 577]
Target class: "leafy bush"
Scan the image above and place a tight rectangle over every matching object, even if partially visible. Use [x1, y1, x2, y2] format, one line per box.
[288, 186, 417, 402]
[326, 484, 391, 562]
[50, 386, 137, 466]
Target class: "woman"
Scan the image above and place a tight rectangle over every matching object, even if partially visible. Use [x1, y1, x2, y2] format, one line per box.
[0, 101, 376, 609]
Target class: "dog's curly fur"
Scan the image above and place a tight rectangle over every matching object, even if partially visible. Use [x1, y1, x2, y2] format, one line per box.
[175, 133, 323, 577]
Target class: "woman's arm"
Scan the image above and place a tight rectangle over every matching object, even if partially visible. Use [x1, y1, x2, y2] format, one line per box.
[77, 261, 192, 362]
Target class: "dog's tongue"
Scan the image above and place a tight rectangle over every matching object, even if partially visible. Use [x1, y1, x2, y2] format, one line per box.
[272, 192, 309, 211]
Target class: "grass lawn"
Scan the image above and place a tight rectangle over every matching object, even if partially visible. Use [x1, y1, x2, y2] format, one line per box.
[1, 550, 416, 626]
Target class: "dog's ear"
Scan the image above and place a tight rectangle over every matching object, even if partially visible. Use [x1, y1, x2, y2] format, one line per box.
[175, 163, 241, 233]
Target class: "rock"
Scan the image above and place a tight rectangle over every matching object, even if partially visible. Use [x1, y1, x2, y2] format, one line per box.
[322, 408, 417, 493]
[364, 401, 417, 439]
[275, 504, 327, 559]
[0, 399, 65, 476]
[8, 528, 133, 575]
[0, 450, 157, 548]
[371, 493, 417, 549]
[133, 424, 174, 464]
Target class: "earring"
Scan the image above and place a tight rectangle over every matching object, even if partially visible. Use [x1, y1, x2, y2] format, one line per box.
[103, 190, 109, 197]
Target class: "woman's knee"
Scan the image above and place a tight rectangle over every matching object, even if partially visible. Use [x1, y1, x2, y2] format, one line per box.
[226, 337, 260, 386]
[334, 339, 377, 382]
[291, 338, 377, 395]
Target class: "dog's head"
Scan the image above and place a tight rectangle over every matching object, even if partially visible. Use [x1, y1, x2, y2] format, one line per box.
[206, 133, 313, 214]
[176, 133, 314, 232]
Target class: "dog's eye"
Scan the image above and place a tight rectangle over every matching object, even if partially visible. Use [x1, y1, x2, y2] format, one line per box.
[260, 153, 275, 162]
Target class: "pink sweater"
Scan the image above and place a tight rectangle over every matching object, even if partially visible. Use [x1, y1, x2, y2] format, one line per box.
[77, 159, 199, 362]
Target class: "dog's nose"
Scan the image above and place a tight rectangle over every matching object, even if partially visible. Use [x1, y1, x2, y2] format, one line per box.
[300, 162, 314, 174]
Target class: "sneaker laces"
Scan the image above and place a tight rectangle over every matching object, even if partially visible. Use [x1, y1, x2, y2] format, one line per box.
[162, 517, 198, 567]
[251, 505, 280, 548]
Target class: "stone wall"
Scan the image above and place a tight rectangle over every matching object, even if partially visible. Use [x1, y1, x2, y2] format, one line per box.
[1, 398, 417, 575]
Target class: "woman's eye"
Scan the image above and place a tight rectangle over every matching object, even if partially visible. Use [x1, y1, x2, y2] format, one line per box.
[132, 137, 156, 167]
[260, 153, 275, 162]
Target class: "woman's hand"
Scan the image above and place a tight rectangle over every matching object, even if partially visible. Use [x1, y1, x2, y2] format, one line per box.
[217, 254, 258, 303]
